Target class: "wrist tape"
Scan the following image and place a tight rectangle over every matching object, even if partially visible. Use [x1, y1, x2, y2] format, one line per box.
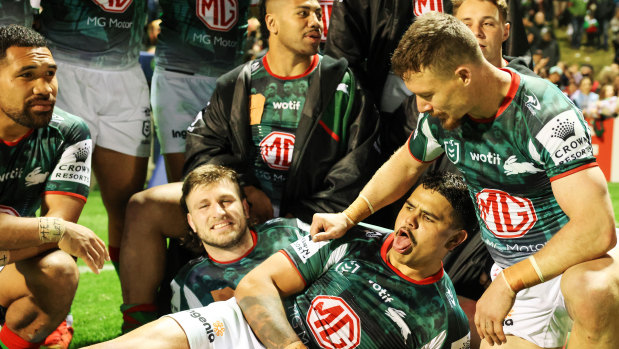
[342, 196, 373, 225]
[502, 256, 545, 293]
[0, 250, 9, 266]
[38, 217, 66, 243]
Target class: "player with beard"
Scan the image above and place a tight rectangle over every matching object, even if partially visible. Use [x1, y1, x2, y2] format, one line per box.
[169, 164, 306, 313]
[87, 171, 474, 349]
[0, 25, 108, 349]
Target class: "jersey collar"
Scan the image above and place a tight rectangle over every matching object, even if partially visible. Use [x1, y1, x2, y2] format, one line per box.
[262, 54, 320, 80]
[467, 68, 520, 124]
[380, 234, 444, 285]
[0, 129, 34, 146]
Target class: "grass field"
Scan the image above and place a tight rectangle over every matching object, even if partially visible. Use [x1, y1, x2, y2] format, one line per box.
[68, 183, 619, 348]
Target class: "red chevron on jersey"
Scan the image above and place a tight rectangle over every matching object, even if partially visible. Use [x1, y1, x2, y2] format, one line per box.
[92, 0, 132, 13]
[196, 0, 239, 31]
[307, 296, 361, 349]
[476, 189, 537, 239]
[413, 0, 444, 16]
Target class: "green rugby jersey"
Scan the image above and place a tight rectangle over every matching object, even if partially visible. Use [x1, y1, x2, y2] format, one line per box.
[281, 228, 470, 348]
[248, 55, 319, 215]
[38, 0, 147, 69]
[155, 0, 254, 76]
[0, 0, 33, 27]
[170, 218, 305, 313]
[0, 108, 92, 217]
[408, 69, 596, 268]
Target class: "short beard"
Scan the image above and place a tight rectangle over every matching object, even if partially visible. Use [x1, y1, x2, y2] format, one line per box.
[4, 104, 53, 129]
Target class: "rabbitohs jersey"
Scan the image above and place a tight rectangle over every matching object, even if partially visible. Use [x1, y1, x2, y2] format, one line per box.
[170, 218, 304, 312]
[0, 0, 33, 27]
[281, 228, 470, 349]
[248, 55, 320, 215]
[155, 0, 256, 76]
[408, 69, 596, 268]
[38, 0, 147, 69]
[0, 109, 92, 218]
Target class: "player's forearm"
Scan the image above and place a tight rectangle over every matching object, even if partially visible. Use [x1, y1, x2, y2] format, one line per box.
[236, 280, 303, 348]
[0, 215, 44, 249]
[0, 243, 58, 265]
[346, 146, 427, 223]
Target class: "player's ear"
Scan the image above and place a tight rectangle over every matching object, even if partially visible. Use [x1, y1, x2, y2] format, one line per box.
[187, 213, 197, 233]
[503, 22, 511, 42]
[265, 13, 278, 36]
[242, 198, 250, 219]
[445, 230, 467, 250]
[455, 66, 471, 86]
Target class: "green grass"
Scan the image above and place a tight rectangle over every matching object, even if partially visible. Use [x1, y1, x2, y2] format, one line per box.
[554, 25, 613, 78]
[69, 184, 619, 347]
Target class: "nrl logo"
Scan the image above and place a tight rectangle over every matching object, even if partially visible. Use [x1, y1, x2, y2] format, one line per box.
[443, 140, 460, 164]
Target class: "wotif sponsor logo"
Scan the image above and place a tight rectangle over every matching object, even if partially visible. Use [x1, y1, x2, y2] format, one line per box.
[0, 168, 23, 183]
[272, 100, 301, 110]
[469, 151, 501, 165]
[368, 279, 393, 303]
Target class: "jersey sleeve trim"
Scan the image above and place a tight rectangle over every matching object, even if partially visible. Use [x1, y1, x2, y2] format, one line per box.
[549, 162, 598, 182]
[406, 134, 435, 164]
[209, 230, 258, 264]
[318, 120, 341, 142]
[43, 191, 87, 203]
[278, 250, 308, 288]
[380, 234, 445, 285]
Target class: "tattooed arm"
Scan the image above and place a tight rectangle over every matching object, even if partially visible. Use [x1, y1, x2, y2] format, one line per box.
[235, 252, 306, 349]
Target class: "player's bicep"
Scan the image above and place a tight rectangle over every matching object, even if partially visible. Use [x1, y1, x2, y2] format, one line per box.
[42, 194, 85, 223]
[259, 252, 306, 298]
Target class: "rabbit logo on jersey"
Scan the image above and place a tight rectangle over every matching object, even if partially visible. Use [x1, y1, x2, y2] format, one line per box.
[535, 110, 593, 166]
[476, 189, 537, 238]
[197, 0, 239, 31]
[307, 296, 361, 349]
[92, 0, 132, 13]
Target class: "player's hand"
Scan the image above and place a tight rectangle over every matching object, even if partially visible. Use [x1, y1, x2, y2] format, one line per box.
[58, 221, 109, 274]
[474, 273, 516, 346]
[243, 186, 274, 224]
[310, 212, 352, 242]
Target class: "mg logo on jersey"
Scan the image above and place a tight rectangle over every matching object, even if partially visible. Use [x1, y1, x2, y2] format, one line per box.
[0, 205, 19, 217]
[444, 140, 460, 164]
[307, 296, 361, 349]
[413, 0, 444, 17]
[260, 132, 295, 170]
[196, 0, 239, 31]
[92, 0, 132, 13]
[476, 189, 537, 238]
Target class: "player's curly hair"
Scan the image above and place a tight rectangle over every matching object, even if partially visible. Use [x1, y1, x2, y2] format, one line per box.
[0, 24, 48, 62]
[420, 171, 479, 235]
[391, 12, 483, 80]
[180, 164, 247, 253]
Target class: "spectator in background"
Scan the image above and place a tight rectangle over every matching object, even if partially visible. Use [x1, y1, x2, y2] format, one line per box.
[571, 76, 600, 118]
[583, 7, 599, 48]
[536, 26, 560, 67]
[37, 0, 151, 273]
[597, 84, 618, 118]
[595, 0, 615, 50]
[611, 6, 619, 63]
[548, 65, 567, 89]
[568, 0, 587, 48]
[580, 63, 600, 91]
[150, 0, 257, 183]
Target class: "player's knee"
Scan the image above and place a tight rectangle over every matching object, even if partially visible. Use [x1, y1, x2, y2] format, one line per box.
[38, 251, 79, 292]
[562, 266, 619, 326]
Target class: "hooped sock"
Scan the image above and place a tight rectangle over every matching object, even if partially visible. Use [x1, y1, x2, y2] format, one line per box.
[0, 326, 42, 349]
[120, 303, 158, 334]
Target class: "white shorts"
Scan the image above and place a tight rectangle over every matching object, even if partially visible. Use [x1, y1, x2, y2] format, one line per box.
[55, 61, 152, 157]
[165, 298, 265, 349]
[151, 67, 217, 154]
[490, 264, 572, 348]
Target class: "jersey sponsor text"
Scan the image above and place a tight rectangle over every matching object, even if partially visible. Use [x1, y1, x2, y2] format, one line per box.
[196, 0, 239, 31]
[535, 111, 593, 165]
[469, 151, 501, 165]
[260, 132, 295, 170]
[306, 296, 361, 349]
[92, 0, 133, 13]
[476, 189, 537, 238]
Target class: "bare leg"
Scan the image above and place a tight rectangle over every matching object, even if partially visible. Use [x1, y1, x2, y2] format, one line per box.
[162, 152, 185, 183]
[562, 247, 619, 349]
[84, 317, 189, 349]
[479, 335, 557, 349]
[0, 250, 79, 343]
[92, 146, 149, 249]
[120, 182, 186, 304]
